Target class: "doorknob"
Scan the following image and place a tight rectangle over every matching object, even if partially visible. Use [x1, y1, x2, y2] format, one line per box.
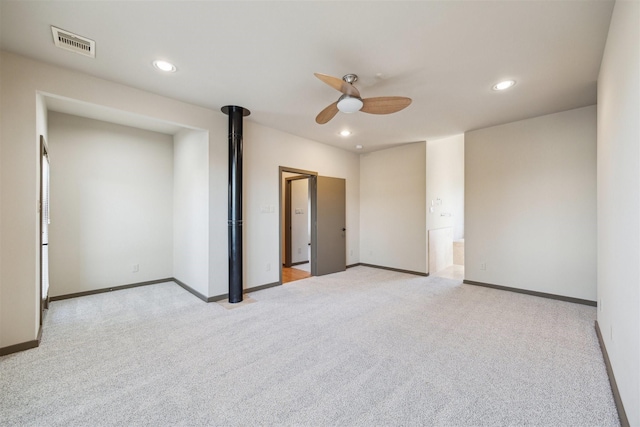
[342, 228, 346, 231]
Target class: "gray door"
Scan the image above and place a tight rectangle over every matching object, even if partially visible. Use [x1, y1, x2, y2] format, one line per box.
[312, 176, 346, 276]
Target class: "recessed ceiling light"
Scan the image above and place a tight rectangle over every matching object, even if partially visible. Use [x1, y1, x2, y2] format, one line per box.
[493, 80, 515, 91]
[340, 130, 352, 137]
[153, 60, 177, 73]
[355, 145, 363, 150]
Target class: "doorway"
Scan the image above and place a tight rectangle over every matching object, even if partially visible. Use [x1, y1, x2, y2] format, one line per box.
[280, 168, 347, 284]
[281, 168, 315, 283]
[39, 135, 50, 324]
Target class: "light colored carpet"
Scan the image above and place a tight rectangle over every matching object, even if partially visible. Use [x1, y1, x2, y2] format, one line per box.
[0, 266, 619, 426]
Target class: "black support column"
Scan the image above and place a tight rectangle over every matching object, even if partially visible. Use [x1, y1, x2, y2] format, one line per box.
[221, 105, 250, 303]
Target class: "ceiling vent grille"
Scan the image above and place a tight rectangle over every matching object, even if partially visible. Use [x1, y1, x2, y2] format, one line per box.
[51, 26, 95, 58]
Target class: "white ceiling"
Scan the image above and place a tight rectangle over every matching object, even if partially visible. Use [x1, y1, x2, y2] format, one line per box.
[0, 1, 614, 152]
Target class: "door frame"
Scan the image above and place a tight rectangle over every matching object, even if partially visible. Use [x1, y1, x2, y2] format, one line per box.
[283, 175, 311, 268]
[39, 135, 50, 325]
[279, 166, 317, 283]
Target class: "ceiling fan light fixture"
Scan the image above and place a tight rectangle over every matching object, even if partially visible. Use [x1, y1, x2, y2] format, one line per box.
[337, 95, 363, 113]
[314, 72, 412, 124]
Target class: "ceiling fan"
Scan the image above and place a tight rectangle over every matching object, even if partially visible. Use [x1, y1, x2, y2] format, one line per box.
[314, 73, 412, 124]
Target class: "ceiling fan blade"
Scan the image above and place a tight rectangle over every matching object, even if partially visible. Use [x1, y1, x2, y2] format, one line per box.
[361, 97, 412, 115]
[316, 101, 339, 124]
[314, 73, 361, 97]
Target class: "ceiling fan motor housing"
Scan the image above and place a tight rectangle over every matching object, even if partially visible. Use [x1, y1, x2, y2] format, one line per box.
[343, 74, 358, 84]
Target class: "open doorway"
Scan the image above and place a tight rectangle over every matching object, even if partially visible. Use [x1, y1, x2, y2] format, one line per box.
[40, 135, 50, 324]
[280, 167, 316, 283]
[279, 168, 347, 284]
[426, 134, 464, 281]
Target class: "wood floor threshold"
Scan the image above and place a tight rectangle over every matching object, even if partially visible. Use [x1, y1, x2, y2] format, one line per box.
[282, 267, 311, 283]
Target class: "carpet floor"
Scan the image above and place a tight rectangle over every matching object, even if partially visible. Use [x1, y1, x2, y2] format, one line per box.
[0, 266, 619, 426]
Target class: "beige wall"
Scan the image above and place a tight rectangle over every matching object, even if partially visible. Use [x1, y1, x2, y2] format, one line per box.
[243, 123, 360, 290]
[465, 105, 597, 301]
[360, 142, 427, 274]
[48, 113, 174, 296]
[0, 51, 360, 348]
[174, 129, 210, 296]
[597, 0, 640, 423]
[0, 51, 224, 347]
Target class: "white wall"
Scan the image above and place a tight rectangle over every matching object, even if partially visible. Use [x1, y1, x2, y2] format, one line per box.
[0, 51, 225, 348]
[291, 178, 310, 264]
[597, 0, 640, 424]
[426, 134, 464, 240]
[48, 113, 174, 295]
[360, 142, 427, 274]
[243, 122, 360, 291]
[465, 106, 597, 301]
[174, 129, 209, 296]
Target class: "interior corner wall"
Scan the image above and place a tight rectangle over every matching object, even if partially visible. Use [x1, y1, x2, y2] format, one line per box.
[597, 0, 640, 424]
[465, 105, 597, 301]
[174, 129, 209, 295]
[426, 134, 464, 240]
[0, 51, 224, 348]
[242, 122, 360, 292]
[48, 112, 174, 296]
[360, 142, 427, 274]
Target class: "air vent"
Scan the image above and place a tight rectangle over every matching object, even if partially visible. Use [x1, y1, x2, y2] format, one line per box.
[51, 26, 95, 58]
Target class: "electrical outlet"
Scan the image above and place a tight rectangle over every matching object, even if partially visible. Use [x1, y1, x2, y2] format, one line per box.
[132, 264, 139, 273]
[480, 262, 486, 271]
[266, 263, 271, 271]
[350, 249, 353, 256]
[297, 248, 301, 254]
